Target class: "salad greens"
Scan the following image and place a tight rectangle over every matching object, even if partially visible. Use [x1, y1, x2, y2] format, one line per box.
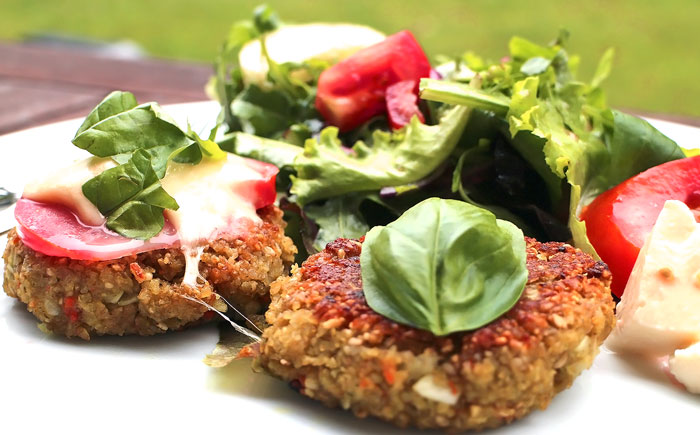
[216, 8, 683, 261]
[291, 105, 470, 205]
[420, 37, 684, 255]
[73, 91, 226, 239]
[210, 5, 321, 141]
[361, 198, 527, 335]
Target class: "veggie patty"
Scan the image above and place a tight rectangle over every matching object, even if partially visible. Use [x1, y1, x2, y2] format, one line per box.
[254, 237, 614, 431]
[2, 205, 295, 340]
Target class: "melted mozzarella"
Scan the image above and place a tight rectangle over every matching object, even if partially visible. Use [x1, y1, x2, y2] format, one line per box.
[23, 157, 116, 226]
[160, 155, 261, 247]
[669, 342, 700, 394]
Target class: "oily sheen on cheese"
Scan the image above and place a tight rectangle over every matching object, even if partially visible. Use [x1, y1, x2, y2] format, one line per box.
[23, 157, 117, 226]
[607, 200, 700, 356]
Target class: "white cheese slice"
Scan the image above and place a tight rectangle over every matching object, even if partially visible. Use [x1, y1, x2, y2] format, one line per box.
[23, 157, 116, 226]
[606, 200, 700, 356]
[239, 23, 385, 86]
[669, 342, 700, 393]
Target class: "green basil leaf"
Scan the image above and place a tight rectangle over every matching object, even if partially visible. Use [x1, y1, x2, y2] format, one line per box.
[291, 105, 471, 206]
[361, 198, 527, 335]
[170, 143, 203, 165]
[304, 196, 369, 252]
[75, 91, 138, 137]
[72, 102, 190, 158]
[82, 149, 178, 239]
[106, 201, 166, 240]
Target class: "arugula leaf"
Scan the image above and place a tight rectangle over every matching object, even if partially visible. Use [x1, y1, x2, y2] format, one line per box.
[291, 105, 471, 205]
[304, 196, 369, 252]
[82, 149, 178, 239]
[361, 198, 527, 335]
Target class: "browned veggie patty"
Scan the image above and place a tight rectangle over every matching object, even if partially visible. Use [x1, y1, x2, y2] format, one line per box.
[2, 205, 296, 340]
[254, 237, 615, 431]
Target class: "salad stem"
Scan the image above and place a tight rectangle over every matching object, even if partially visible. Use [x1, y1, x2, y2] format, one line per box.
[419, 78, 510, 115]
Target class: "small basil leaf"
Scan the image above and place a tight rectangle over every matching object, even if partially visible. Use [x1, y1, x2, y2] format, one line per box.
[72, 103, 190, 158]
[361, 198, 527, 336]
[106, 201, 166, 240]
[82, 149, 158, 215]
[75, 91, 138, 137]
[82, 149, 178, 239]
[171, 143, 203, 165]
[304, 196, 369, 252]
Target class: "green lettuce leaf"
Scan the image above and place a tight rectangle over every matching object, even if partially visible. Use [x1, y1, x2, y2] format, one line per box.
[361, 198, 527, 335]
[304, 196, 369, 252]
[291, 105, 471, 205]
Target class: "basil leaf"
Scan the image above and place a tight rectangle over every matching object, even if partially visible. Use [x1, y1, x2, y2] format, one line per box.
[82, 149, 178, 239]
[361, 198, 527, 335]
[106, 201, 166, 240]
[291, 105, 471, 206]
[72, 102, 190, 158]
[304, 196, 369, 252]
[75, 91, 138, 136]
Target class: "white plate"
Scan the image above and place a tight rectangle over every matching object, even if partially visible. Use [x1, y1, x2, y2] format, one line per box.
[1, 102, 698, 435]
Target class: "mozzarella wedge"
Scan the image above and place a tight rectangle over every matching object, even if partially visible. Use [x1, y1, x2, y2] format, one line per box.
[607, 200, 700, 356]
[239, 23, 385, 86]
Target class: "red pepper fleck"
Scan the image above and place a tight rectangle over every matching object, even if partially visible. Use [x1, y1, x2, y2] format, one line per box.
[63, 296, 80, 323]
[381, 358, 396, 385]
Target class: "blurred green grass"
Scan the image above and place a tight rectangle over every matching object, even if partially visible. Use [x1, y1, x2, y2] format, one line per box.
[2, 0, 698, 116]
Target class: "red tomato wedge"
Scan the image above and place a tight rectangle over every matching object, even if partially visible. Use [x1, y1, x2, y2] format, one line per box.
[386, 80, 425, 130]
[315, 30, 431, 132]
[580, 155, 700, 297]
[14, 198, 180, 261]
[239, 157, 279, 209]
[13, 157, 279, 262]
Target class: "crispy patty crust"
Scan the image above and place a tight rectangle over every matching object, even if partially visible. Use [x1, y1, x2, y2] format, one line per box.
[255, 237, 615, 431]
[2, 205, 296, 340]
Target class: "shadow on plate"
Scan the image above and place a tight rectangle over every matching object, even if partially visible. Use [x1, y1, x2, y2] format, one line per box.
[2, 298, 219, 358]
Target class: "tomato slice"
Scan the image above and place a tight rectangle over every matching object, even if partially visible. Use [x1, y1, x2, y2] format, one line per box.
[385, 80, 425, 130]
[14, 198, 180, 261]
[315, 30, 431, 132]
[580, 156, 700, 296]
[239, 157, 279, 209]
